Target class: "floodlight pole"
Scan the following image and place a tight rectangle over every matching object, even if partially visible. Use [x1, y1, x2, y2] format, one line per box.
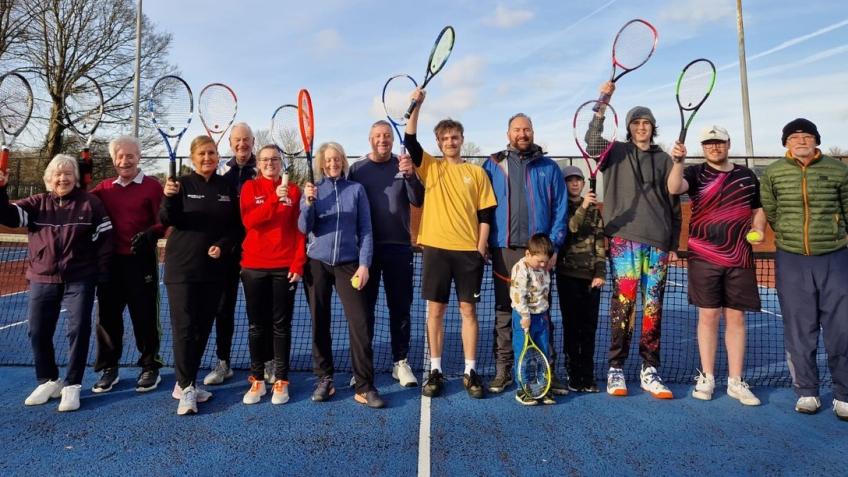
[736, 0, 754, 157]
[132, 0, 143, 138]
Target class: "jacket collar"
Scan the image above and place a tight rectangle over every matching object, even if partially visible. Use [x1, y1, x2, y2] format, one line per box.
[494, 144, 545, 163]
[785, 148, 822, 167]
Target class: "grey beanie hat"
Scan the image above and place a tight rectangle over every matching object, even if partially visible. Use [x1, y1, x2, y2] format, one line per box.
[626, 106, 656, 127]
[561, 165, 584, 180]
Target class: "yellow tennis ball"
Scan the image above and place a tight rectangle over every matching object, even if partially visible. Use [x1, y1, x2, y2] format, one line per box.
[746, 230, 763, 243]
[350, 275, 360, 289]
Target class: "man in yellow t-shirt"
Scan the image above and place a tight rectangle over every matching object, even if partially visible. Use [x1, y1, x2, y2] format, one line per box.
[404, 88, 496, 399]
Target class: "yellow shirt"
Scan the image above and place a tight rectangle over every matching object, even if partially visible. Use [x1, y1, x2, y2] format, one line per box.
[416, 151, 497, 251]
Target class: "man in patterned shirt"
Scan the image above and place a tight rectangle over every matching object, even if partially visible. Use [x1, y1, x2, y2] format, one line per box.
[667, 125, 765, 406]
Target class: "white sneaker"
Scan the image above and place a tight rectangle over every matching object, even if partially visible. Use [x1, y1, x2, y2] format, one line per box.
[24, 379, 65, 406]
[640, 366, 673, 399]
[692, 371, 715, 401]
[177, 385, 198, 415]
[727, 377, 760, 406]
[58, 384, 81, 412]
[264, 360, 277, 384]
[795, 396, 821, 414]
[606, 368, 627, 396]
[271, 380, 290, 405]
[172, 383, 212, 402]
[243, 377, 266, 405]
[833, 399, 848, 421]
[202, 359, 233, 385]
[392, 359, 418, 387]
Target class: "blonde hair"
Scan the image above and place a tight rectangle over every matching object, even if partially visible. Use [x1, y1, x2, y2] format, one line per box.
[189, 135, 216, 156]
[43, 154, 80, 191]
[314, 142, 349, 181]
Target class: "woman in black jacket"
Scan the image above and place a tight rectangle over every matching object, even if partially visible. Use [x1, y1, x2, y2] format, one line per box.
[160, 135, 239, 415]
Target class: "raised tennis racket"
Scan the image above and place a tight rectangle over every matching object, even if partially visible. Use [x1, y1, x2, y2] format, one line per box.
[0, 71, 34, 186]
[517, 329, 552, 399]
[63, 75, 104, 188]
[675, 58, 716, 144]
[404, 25, 455, 119]
[270, 103, 301, 204]
[297, 88, 315, 185]
[149, 75, 194, 179]
[594, 19, 658, 111]
[574, 100, 619, 193]
[198, 83, 237, 150]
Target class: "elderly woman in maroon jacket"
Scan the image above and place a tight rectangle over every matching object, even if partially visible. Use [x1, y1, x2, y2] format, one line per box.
[0, 154, 113, 412]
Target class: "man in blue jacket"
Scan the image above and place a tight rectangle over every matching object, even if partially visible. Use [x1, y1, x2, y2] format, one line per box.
[483, 113, 568, 394]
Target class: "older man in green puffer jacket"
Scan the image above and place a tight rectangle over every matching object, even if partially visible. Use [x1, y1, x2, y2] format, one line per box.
[760, 118, 848, 421]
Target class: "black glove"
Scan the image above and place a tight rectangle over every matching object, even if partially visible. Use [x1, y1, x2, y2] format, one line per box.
[130, 228, 157, 256]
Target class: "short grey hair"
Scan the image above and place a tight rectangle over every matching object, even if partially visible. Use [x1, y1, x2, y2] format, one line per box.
[230, 122, 254, 138]
[108, 135, 141, 159]
[43, 154, 80, 191]
[508, 113, 533, 129]
[370, 120, 394, 139]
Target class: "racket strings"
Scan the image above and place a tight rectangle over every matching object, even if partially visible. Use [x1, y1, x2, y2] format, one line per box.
[0, 76, 32, 135]
[613, 23, 656, 69]
[151, 79, 193, 135]
[383, 76, 416, 125]
[429, 29, 455, 73]
[271, 106, 302, 157]
[199, 87, 237, 132]
[678, 61, 716, 109]
[519, 347, 549, 397]
[65, 79, 102, 134]
[574, 107, 615, 160]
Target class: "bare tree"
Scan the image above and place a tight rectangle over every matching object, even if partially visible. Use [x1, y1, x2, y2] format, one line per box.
[462, 141, 483, 163]
[0, 0, 34, 62]
[16, 0, 175, 173]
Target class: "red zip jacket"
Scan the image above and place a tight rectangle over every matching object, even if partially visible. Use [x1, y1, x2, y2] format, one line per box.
[240, 175, 306, 275]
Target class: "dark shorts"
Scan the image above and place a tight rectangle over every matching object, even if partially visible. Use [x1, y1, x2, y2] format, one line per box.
[687, 259, 761, 311]
[421, 246, 484, 304]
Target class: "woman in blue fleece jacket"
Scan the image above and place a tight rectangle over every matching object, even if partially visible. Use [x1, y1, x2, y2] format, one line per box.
[298, 141, 383, 408]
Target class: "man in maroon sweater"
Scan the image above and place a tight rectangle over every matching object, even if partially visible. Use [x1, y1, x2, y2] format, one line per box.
[90, 135, 166, 393]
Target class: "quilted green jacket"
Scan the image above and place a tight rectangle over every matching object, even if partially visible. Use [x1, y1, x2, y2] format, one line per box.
[760, 151, 848, 255]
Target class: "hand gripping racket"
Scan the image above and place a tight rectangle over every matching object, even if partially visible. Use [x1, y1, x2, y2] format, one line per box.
[149, 75, 194, 179]
[0, 72, 34, 186]
[517, 328, 552, 399]
[63, 75, 104, 188]
[594, 19, 658, 111]
[675, 58, 716, 143]
[574, 100, 619, 193]
[404, 25, 455, 119]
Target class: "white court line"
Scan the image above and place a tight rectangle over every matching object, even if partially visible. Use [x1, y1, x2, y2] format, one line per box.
[0, 320, 26, 330]
[417, 378, 431, 477]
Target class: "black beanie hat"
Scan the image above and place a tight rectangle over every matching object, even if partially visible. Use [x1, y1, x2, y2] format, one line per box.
[781, 118, 820, 146]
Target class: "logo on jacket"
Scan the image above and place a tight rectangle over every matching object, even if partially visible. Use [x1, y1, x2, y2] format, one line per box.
[218, 194, 231, 202]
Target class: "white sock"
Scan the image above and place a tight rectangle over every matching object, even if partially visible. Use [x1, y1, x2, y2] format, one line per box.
[430, 358, 442, 373]
[464, 360, 476, 375]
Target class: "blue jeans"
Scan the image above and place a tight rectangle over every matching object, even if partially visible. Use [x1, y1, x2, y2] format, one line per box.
[511, 310, 550, 374]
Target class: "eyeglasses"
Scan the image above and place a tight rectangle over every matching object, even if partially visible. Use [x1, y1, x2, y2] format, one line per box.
[787, 134, 815, 143]
[702, 142, 727, 150]
[258, 158, 282, 163]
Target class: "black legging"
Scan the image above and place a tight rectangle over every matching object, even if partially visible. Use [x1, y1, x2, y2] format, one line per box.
[241, 268, 297, 381]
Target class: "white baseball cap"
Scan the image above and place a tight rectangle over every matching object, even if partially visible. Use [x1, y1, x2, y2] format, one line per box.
[699, 125, 730, 143]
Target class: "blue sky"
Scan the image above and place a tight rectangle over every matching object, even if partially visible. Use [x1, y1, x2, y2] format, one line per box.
[140, 0, 848, 158]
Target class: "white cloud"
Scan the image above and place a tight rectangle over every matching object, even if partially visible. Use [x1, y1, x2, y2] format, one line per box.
[440, 55, 486, 88]
[482, 4, 534, 29]
[313, 28, 342, 53]
[660, 0, 734, 25]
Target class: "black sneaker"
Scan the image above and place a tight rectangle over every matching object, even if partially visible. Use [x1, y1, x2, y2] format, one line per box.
[136, 369, 161, 392]
[354, 389, 386, 409]
[92, 367, 119, 393]
[311, 376, 335, 402]
[487, 370, 513, 394]
[549, 374, 570, 396]
[422, 370, 444, 397]
[515, 389, 538, 406]
[463, 370, 485, 399]
[540, 390, 556, 405]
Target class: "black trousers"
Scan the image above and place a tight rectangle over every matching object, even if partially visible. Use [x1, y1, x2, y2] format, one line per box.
[241, 268, 297, 381]
[166, 281, 223, 389]
[557, 273, 600, 385]
[94, 253, 163, 372]
[362, 246, 413, 362]
[304, 259, 374, 393]
[213, 258, 240, 362]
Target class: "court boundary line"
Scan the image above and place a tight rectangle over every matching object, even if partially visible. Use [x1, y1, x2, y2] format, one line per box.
[0, 320, 26, 330]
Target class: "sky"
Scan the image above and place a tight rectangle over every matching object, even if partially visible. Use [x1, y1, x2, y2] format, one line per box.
[135, 0, 848, 159]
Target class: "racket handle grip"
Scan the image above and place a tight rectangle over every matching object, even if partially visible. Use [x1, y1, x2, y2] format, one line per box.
[279, 172, 290, 203]
[589, 177, 597, 193]
[169, 161, 176, 180]
[404, 99, 419, 120]
[677, 129, 686, 145]
[592, 93, 612, 112]
[0, 148, 9, 186]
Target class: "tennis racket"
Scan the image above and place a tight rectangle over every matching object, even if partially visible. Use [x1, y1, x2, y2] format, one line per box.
[404, 25, 455, 119]
[594, 19, 658, 111]
[63, 75, 104, 188]
[0, 71, 34, 186]
[574, 100, 619, 193]
[383, 74, 418, 178]
[297, 88, 315, 185]
[198, 83, 237, 150]
[675, 58, 716, 143]
[516, 329, 552, 399]
[149, 75, 194, 179]
[270, 104, 301, 204]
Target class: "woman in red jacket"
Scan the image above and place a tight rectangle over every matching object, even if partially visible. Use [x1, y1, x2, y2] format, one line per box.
[239, 145, 306, 405]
